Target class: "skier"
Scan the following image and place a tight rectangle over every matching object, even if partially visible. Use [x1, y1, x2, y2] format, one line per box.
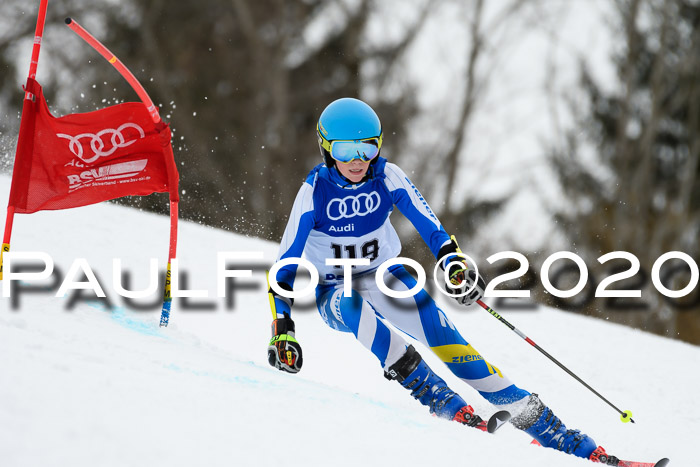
[266, 97, 617, 464]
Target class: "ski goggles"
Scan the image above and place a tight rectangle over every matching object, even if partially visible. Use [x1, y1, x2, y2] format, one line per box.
[318, 133, 383, 163]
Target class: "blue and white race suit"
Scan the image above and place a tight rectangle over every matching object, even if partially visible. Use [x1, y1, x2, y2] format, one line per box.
[272, 157, 529, 405]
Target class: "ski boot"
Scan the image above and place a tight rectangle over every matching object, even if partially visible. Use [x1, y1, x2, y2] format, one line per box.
[511, 394, 597, 459]
[385, 345, 486, 429]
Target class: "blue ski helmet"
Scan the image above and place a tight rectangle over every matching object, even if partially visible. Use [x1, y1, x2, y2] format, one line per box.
[317, 98, 383, 167]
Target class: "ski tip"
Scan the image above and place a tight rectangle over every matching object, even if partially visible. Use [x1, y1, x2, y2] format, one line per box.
[654, 458, 670, 467]
[487, 410, 511, 434]
[65, 17, 72, 25]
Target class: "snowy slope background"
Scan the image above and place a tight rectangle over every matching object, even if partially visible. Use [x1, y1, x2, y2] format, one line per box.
[0, 173, 698, 467]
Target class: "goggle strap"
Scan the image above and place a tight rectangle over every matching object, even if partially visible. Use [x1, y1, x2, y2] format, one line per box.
[320, 135, 332, 152]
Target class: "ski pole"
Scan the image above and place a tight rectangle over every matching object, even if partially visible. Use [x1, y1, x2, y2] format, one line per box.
[476, 299, 635, 424]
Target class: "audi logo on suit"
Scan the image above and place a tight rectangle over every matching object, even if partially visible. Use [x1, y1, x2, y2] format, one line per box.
[326, 192, 381, 220]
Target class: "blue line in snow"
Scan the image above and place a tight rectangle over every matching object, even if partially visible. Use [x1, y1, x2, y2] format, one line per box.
[99, 304, 166, 338]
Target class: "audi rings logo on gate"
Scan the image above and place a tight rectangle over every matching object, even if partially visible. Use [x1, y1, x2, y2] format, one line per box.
[57, 123, 146, 164]
[326, 191, 381, 220]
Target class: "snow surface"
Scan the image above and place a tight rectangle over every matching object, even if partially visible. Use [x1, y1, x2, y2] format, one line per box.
[0, 174, 697, 467]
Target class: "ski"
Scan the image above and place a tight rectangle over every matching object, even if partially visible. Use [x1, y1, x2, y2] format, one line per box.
[486, 410, 511, 434]
[592, 447, 669, 466]
[614, 458, 669, 467]
[533, 440, 669, 466]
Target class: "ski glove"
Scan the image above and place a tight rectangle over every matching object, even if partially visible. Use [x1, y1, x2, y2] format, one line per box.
[267, 317, 303, 373]
[441, 258, 486, 307]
